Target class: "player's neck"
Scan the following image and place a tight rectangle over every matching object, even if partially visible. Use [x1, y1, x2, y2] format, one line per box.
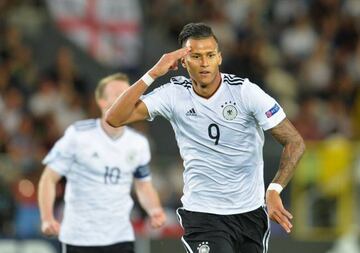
[192, 72, 222, 99]
[100, 118, 124, 139]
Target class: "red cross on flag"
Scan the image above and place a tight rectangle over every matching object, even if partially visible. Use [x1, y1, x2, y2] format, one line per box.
[46, 0, 142, 68]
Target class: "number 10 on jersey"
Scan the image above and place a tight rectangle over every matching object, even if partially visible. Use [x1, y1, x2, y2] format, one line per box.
[104, 166, 121, 184]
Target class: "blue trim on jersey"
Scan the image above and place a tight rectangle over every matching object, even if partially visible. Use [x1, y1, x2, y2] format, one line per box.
[73, 119, 97, 131]
[133, 164, 151, 179]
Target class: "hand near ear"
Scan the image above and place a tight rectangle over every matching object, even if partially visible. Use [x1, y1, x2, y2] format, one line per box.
[149, 47, 191, 79]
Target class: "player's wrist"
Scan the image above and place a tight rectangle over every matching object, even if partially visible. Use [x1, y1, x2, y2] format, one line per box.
[141, 72, 155, 86]
[41, 218, 54, 224]
[148, 207, 163, 216]
[41, 214, 54, 221]
[149, 68, 163, 79]
[267, 183, 283, 194]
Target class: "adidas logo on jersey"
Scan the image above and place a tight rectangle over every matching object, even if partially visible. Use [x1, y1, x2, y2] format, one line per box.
[91, 152, 99, 158]
[186, 108, 197, 116]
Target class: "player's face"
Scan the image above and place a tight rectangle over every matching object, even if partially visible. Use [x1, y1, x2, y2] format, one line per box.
[98, 80, 129, 113]
[182, 37, 222, 87]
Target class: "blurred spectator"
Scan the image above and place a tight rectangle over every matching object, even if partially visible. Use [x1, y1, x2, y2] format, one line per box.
[280, 15, 318, 62]
[29, 76, 86, 132]
[6, 0, 45, 39]
[29, 78, 61, 118]
[333, 16, 359, 53]
[0, 123, 9, 153]
[222, 35, 267, 85]
[271, 0, 308, 25]
[225, 0, 262, 30]
[13, 175, 40, 238]
[7, 114, 39, 173]
[264, 66, 298, 119]
[300, 39, 332, 94]
[55, 81, 86, 131]
[343, 0, 360, 18]
[309, 0, 340, 31]
[10, 45, 38, 91]
[0, 177, 15, 236]
[321, 97, 353, 138]
[0, 86, 25, 136]
[292, 96, 325, 140]
[346, 41, 360, 83]
[46, 47, 87, 95]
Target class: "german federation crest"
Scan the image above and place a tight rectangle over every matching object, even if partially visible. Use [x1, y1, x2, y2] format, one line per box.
[221, 101, 238, 120]
[197, 242, 210, 253]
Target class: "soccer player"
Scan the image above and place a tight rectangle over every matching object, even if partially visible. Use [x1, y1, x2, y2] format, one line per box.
[105, 23, 306, 253]
[38, 73, 166, 253]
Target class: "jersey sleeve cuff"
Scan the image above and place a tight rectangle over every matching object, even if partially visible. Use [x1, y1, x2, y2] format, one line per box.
[261, 110, 286, 131]
[134, 175, 152, 181]
[140, 96, 155, 121]
[45, 162, 68, 176]
[133, 164, 151, 179]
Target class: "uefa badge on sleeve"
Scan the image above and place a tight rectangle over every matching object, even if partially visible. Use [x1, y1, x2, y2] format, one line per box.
[221, 101, 238, 120]
[197, 242, 210, 253]
[265, 103, 280, 118]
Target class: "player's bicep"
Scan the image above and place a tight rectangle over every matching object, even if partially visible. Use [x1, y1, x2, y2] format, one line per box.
[134, 180, 152, 192]
[40, 166, 63, 184]
[134, 180, 154, 199]
[122, 100, 150, 124]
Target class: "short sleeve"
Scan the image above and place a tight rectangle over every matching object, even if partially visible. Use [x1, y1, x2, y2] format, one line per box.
[140, 84, 173, 121]
[242, 80, 286, 130]
[42, 125, 77, 176]
[133, 137, 152, 181]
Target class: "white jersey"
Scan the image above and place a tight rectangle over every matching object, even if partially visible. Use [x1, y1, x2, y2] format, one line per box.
[43, 119, 151, 246]
[141, 73, 286, 215]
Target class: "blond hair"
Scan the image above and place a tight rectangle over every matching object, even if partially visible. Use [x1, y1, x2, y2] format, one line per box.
[95, 73, 130, 101]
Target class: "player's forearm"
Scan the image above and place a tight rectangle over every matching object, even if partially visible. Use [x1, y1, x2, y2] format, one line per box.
[272, 136, 305, 187]
[136, 183, 163, 215]
[269, 119, 306, 188]
[38, 175, 57, 221]
[105, 48, 190, 127]
[105, 80, 149, 127]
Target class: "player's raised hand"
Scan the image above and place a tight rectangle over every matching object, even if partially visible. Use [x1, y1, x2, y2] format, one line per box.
[41, 218, 60, 236]
[149, 47, 191, 79]
[265, 190, 293, 233]
[149, 208, 167, 229]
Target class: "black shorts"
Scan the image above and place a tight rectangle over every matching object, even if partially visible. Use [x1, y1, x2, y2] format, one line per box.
[62, 241, 134, 253]
[176, 206, 270, 253]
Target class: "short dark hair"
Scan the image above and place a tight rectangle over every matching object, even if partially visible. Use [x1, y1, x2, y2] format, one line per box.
[178, 23, 218, 47]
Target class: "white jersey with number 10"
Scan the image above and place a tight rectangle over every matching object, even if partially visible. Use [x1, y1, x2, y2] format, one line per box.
[43, 119, 151, 246]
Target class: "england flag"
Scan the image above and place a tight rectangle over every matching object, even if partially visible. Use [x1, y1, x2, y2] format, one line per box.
[46, 0, 142, 68]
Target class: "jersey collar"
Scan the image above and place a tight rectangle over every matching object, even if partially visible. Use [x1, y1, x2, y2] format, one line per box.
[97, 119, 126, 142]
[190, 73, 226, 103]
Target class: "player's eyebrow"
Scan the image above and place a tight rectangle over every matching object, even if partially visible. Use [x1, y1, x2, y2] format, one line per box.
[190, 50, 217, 55]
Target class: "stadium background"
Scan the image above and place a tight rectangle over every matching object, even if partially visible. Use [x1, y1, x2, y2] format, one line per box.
[0, 0, 359, 252]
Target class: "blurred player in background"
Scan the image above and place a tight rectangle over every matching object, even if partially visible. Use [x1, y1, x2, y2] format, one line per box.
[38, 73, 166, 253]
[105, 23, 305, 253]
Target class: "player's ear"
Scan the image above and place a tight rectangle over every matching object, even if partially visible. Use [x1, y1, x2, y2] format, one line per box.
[181, 57, 186, 68]
[218, 51, 222, 66]
[97, 98, 106, 110]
